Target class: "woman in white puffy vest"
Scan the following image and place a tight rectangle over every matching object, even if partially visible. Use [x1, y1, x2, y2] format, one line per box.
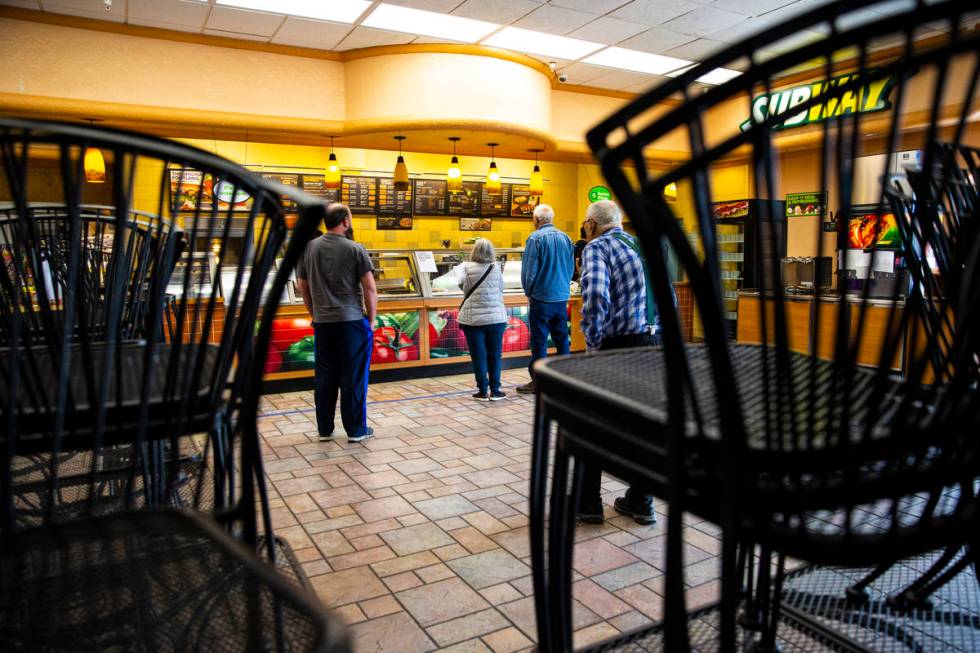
[452, 239, 507, 401]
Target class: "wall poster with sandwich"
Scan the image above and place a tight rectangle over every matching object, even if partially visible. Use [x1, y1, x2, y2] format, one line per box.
[509, 184, 540, 217]
[170, 168, 253, 213]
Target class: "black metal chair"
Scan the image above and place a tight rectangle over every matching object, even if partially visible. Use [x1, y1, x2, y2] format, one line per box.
[0, 118, 347, 650]
[530, 1, 980, 651]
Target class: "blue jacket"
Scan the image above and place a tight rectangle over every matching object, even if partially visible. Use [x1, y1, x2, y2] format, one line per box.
[521, 223, 574, 303]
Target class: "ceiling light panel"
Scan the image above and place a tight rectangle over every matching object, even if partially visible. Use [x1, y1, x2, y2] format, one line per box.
[584, 47, 692, 76]
[215, 0, 371, 24]
[362, 4, 499, 42]
[483, 27, 604, 61]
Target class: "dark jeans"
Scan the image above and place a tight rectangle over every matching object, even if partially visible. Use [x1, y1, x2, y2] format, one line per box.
[580, 331, 655, 514]
[461, 322, 506, 394]
[313, 318, 372, 437]
[528, 299, 570, 377]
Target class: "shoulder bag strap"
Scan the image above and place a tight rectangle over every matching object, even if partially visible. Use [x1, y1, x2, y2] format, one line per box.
[459, 264, 495, 311]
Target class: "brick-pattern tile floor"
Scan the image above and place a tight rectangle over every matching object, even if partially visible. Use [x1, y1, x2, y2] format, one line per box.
[259, 370, 723, 653]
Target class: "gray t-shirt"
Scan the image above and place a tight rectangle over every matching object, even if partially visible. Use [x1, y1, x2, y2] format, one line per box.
[295, 233, 373, 323]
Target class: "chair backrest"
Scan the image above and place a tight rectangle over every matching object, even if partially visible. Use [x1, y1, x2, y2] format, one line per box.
[0, 119, 327, 552]
[586, 0, 980, 562]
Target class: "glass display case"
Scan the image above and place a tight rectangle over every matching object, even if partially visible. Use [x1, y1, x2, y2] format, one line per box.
[369, 250, 422, 298]
[419, 248, 526, 297]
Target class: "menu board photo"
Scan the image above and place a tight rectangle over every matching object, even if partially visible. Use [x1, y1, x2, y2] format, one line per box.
[414, 179, 447, 215]
[480, 183, 512, 217]
[786, 191, 827, 217]
[300, 174, 340, 204]
[378, 177, 413, 216]
[378, 216, 413, 230]
[260, 172, 301, 212]
[341, 175, 378, 214]
[169, 168, 253, 213]
[449, 181, 482, 217]
[509, 184, 540, 217]
[460, 217, 491, 231]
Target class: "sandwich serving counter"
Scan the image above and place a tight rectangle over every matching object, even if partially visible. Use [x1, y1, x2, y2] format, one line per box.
[256, 248, 584, 383]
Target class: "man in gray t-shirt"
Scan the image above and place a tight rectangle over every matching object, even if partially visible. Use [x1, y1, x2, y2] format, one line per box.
[296, 203, 377, 443]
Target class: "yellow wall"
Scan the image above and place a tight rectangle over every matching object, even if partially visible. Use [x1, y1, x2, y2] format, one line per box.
[131, 138, 587, 251]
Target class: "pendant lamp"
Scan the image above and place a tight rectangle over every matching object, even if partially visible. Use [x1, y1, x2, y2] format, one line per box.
[528, 149, 543, 197]
[325, 136, 341, 190]
[393, 136, 409, 191]
[83, 119, 105, 184]
[664, 181, 678, 201]
[485, 143, 501, 195]
[447, 137, 463, 193]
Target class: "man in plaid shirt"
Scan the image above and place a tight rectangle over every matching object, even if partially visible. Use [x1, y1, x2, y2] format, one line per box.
[577, 200, 656, 525]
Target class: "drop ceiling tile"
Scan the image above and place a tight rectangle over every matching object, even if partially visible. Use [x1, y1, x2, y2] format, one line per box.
[128, 0, 209, 32]
[618, 27, 695, 54]
[663, 6, 747, 37]
[662, 37, 726, 61]
[761, 28, 826, 55]
[382, 0, 466, 12]
[452, 0, 541, 24]
[0, 1, 41, 9]
[587, 68, 660, 91]
[42, 0, 125, 22]
[558, 61, 615, 84]
[514, 4, 598, 34]
[548, 0, 634, 13]
[334, 26, 416, 51]
[609, 0, 701, 27]
[202, 28, 271, 41]
[567, 17, 648, 44]
[271, 17, 352, 49]
[622, 77, 668, 94]
[206, 5, 284, 37]
[706, 0, 799, 17]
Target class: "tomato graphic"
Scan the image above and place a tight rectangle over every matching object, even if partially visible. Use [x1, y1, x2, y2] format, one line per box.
[270, 317, 313, 352]
[502, 316, 531, 352]
[264, 343, 283, 374]
[373, 325, 419, 363]
[434, 311, 466, 352]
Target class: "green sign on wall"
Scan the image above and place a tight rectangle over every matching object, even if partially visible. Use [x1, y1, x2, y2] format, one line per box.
[588, 186, 613, 203]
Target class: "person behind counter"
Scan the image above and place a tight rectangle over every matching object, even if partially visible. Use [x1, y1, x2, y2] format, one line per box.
[295, 202, 377, 443]
[517, 204, 574, 394]
[454, 238, 508, 401]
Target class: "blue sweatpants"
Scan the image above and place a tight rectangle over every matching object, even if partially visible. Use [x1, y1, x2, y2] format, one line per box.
[313, 318, 372, 438]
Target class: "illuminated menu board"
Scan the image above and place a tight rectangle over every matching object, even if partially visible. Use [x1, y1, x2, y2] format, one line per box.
[299, 174, 339, 204]
[413, 179, 447, 215]
[448, 181, 482, 217]
[260, 172, 301, 212]
[341, 175, 378, 214]
[480, 183, 511, 217]
[509, 184, 540, 218]
[377, 177, 413, 216]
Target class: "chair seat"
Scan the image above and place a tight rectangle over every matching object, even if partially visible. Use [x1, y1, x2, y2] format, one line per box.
[0, 509, 348, 652]
[0, 342, 222, 454]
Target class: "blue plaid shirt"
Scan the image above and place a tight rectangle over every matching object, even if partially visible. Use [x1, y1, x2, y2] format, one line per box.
[580, 227, 647, 351]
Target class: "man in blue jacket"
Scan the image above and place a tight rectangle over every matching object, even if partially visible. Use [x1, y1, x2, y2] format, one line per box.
[518, 204, 574, 394]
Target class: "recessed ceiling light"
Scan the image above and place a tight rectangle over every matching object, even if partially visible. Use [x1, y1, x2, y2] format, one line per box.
[483, 27, 603, 61]
[584, 47, 691, 76]
[215, 0, 371, 24]
[693, 68, 742, 86]
[362, 4, 498, 42]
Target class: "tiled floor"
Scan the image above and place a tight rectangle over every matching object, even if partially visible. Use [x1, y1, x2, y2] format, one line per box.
[259, 369, 723, 653]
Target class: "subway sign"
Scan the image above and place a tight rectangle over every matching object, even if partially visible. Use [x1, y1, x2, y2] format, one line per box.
[739, 72, 896, 132]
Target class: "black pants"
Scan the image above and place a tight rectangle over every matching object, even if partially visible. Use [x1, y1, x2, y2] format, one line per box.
[579, 332, 655, 513]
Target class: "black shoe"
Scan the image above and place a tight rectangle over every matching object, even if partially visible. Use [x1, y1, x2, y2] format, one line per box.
[489, 390, 506, 401]
[472, 391, 489, 401]
[348, 427, 374, 443]
[318, 432, 334, 442]
[614, 496, 656, 525]
[577, 504, 604, 524]
[516, 382, 536, 394]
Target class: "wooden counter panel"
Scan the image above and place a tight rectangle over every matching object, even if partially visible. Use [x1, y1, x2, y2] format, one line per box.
[737, 295, 811, 354]
[814, 302, 902, 370]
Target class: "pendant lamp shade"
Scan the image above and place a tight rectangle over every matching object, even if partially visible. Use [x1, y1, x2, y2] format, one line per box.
[447, 137, 463, 193]
[325, 136, 341, 190]
[528, 149, 543, 197]
[84, 147, 105, 184]
[393, 136, 409, 191]
[485, 143, 501, 195]
[664, 181, 678, 201]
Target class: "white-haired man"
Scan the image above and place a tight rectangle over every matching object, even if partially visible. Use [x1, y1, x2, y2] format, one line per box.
[577, 199, 656, 525]
[518, 203, 574, 394]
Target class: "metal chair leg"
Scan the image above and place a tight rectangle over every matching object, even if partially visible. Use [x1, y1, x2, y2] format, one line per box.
[530, 400, 553, 652]
[547, 441, 574, 652]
